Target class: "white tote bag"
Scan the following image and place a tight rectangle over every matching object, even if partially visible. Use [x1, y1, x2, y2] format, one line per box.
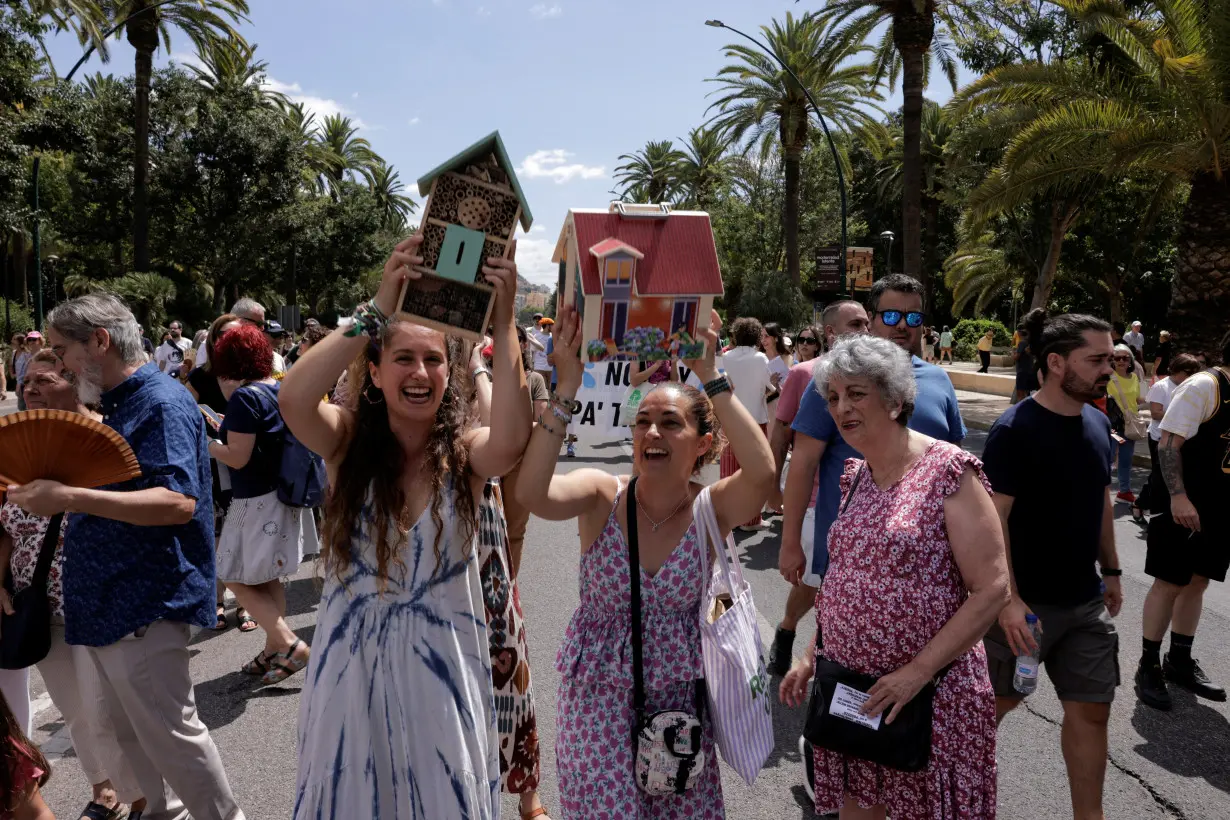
[694, 487, 774, 785]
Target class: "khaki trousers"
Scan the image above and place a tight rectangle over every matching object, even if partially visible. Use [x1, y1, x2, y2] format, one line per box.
[38, 624, 139, 798]
[85, 620, 244, 820]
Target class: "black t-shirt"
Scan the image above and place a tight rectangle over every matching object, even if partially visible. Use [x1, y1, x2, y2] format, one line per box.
[188, 366, 228, 414]
[982, 398, 1113, 607]
[220, 382, 284, 499]
[1155, 341, 1172, 376]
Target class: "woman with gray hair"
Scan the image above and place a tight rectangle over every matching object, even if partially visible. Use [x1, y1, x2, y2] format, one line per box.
[779, 335, 1010, 819]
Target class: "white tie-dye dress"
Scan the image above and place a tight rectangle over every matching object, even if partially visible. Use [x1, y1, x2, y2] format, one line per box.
[294, 478, 499, 820]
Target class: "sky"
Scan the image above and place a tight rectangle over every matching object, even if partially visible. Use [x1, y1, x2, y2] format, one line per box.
[42, 0, 978, 288]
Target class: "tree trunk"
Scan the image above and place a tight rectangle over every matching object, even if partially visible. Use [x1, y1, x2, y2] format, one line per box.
[1030, 200, 1079, 311]
[128, 6, 159, 273]
[13, 233, 28, 307]
[923, 193, 941, 309]
[894, 4, 934, 287]
[1169, 171, 1230, 360]
[783, 149, 802, 287]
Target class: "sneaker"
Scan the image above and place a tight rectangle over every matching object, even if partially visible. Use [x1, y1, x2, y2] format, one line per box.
[1135, 660, 1173, 711]
[1116, 490, 1137, 503]
[798, 735, 816, 804]
[1164, 653, 1228, 702]
[565, 442, 576, 458]
[767, 626, 796, 676]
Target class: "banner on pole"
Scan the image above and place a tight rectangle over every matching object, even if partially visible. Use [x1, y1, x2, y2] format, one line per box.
[569, 360, 723, 441]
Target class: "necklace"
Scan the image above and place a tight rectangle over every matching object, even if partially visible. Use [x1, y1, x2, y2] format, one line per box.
[636, 491, 692, 532]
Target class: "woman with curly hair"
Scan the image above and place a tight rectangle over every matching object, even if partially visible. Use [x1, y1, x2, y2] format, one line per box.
[279, 234, 530, 818]
[516, 304, 774, 818]
[207, 323, 319, 683]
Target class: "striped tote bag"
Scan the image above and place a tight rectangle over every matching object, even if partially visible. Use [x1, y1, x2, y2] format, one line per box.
[694, 487, 774, 785]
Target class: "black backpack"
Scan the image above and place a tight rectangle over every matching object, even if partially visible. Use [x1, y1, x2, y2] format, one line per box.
[251, 383, 328, 508]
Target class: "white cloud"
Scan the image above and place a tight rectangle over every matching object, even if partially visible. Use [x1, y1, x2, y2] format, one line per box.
[167, 51, 205, 70]
[514, 225, 559, 287]
[529, 3, 562, 19]
[262, 77, 366, 128]
[477, 5, 491, 16]
[409, 116, 421, 126]
[351, 91, 360, 99]
[517, 149, 604, 184]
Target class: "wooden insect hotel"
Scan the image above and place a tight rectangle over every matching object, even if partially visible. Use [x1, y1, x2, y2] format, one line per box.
[398, 130, 533, 339]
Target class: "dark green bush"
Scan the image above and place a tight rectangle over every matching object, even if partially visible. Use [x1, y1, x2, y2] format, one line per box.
[952, 318, 1010, 361]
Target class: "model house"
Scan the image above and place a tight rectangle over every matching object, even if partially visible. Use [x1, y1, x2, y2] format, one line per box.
[398, 130, 533, 339]
[553, 203, 724, 361]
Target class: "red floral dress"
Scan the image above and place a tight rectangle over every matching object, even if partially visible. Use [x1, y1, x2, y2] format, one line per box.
[813, 442, 997, 818]
[0, 501, 64, 617]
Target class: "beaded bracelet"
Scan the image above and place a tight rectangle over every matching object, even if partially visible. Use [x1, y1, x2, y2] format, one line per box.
[703, 375, 732, 399]
[341, 301, 388, 341]
[549, 390, 579, 411]
[537, 414, 567, 437]
[549, 403, 574, 425]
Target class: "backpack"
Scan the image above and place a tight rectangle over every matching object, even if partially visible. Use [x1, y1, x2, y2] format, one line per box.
[251, 383, 328, 508]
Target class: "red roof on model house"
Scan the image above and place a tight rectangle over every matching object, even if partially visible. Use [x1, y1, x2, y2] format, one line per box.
[569, 207, 725, 297]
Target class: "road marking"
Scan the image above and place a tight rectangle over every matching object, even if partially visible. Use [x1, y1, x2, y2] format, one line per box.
[30, 693, 53, 716]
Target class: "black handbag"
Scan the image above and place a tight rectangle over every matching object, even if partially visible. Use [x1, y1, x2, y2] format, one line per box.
[0, 513, 64, 670]
[802, 464, 948, 772]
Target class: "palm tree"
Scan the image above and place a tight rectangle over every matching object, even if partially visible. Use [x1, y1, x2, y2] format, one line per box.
[22, 1, 105, 72]
[280, 103, 342, 195]
[815, 0, 972, 285]
[949, 0, 1230, 350]
[707, 11, 881, 286]
[96, 0, 249, 273]
[369, 161, 417, 233]
[316, 113, 382, 195]
[613, 140, 685, 204]
[189, 38, 284, 106]
[943, 232, 1018, 314]
[675, 127, 732, 209]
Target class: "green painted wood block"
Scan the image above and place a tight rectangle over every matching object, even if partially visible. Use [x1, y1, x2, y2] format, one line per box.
[436, 224, 487, 284]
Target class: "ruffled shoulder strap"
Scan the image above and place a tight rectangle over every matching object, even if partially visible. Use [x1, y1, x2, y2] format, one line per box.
[932, 442, 991, 499]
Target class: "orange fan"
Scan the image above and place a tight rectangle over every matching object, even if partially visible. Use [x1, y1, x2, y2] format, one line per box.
[0, 410, 142, 489]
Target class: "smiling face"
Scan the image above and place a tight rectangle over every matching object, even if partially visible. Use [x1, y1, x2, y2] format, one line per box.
[825, 373, 900, 449]
[1112, 349, 1133, 376]
[369, 322, 451, 425]
[22, 359, 78, 411]
[871, 289, 923, 353]
[632, 387, 712, 480]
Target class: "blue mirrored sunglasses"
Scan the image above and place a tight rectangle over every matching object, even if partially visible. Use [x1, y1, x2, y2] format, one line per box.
[876, 310, 926, 328]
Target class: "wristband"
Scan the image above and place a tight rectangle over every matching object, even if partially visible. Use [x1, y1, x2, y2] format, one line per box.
[342, 301, 388, 342]
[1100, 568, 1122, 577]
[471, 367, 492, 381]
[549, 390, 580, 414]
[537, 414, 567, 437]
[703, 376, 731, 399]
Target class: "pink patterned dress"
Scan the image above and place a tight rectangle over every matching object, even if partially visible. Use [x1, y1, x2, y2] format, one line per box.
[555, 486, 723, 819]
[813, 442, 997, 818]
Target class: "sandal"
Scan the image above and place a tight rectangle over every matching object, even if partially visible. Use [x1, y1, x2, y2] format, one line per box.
[80, 802, 129, 820]
[241, 650, 271, 676]
[260, 639, 309, 685]
[212, 604, 228, 631]
[236, 608, 258, 633]
[521, 808, 551, 820]
[1131, 505, 1145, 524]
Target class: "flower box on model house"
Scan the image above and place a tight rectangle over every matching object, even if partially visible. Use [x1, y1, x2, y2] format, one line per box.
[552, 203, 724, 362]
[397, 130, 533, 341]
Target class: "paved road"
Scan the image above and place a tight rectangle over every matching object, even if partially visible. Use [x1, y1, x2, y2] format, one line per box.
[21, 415, 1230, 818]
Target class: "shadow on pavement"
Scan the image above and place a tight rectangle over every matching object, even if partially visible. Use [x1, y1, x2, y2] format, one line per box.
[737, 525, 784, 573]
[1130, 694, 1230, 794]
[195, 625, 316, 730]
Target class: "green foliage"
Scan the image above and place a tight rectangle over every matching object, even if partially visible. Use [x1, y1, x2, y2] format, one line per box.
[952, 317, 1010, 360]
[735, 269, 813, 328]
[0, 298, 34, 335]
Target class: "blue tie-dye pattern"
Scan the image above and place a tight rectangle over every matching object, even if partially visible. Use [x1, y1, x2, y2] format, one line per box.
[293, 479, 498, 819]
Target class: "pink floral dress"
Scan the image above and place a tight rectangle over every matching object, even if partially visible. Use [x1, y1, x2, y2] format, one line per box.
[555, 486, 723, 819]
[813, 442, 997, 818]
[0, 502, 64, 617]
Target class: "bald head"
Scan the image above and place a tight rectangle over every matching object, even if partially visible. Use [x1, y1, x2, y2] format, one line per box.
[821, 300, 870, 348]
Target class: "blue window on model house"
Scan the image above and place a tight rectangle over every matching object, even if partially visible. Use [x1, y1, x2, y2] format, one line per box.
[671, 299, 699, 336]
[601, 254, 635, 344]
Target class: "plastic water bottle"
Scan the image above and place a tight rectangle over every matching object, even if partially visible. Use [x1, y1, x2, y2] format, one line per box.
[1013, 614, 1042, 694]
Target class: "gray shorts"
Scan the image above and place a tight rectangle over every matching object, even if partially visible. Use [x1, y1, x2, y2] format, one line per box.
[984, 598, 1120, 703]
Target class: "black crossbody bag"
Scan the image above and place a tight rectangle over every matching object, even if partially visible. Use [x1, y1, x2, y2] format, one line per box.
[627, 477, 708, 796]
[802, 466, 950, 773]
[0, 513, 64, 670]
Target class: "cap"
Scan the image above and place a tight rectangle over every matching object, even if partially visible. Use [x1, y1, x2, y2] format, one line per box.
[25, 331, 42, 340]
[264, 320, 289, 336]
[304, 318, 321, 328]
[532, 312, 543, 320]
[539, 317, 555, 326]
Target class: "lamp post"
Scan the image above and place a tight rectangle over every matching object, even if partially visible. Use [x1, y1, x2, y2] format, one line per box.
[879, 230, 895, 278]
[30, 0, 182, 330]
[705, 19, 849, 297]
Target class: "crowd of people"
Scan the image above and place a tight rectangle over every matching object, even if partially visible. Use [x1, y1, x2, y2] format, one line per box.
[0, 233, 1226, 820]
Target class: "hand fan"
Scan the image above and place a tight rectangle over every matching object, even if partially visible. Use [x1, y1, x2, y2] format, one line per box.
[0, 409, 142, 489]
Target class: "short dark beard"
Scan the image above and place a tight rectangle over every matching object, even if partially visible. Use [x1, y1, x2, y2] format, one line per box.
[1060, 368, 1108, 403]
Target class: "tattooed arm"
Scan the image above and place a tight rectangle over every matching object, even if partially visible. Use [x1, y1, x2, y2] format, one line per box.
[1159, 431, 1200, 532]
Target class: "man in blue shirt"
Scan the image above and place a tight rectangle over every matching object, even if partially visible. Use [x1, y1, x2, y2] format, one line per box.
[775, 275, 965, 667]
[9, 293, 244, 820]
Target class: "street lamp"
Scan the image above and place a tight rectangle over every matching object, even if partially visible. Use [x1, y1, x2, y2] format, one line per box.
[31, 0, 182, 330]
[705, 19, 849, 297]
[879, 230, 895, 277]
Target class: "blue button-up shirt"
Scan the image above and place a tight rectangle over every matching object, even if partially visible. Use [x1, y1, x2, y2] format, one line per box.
[63, 362, 216, 646]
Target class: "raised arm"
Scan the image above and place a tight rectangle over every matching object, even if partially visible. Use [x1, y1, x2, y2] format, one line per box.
[514, 302, 612, 521]
[629, 361, 654, 387]
[465, 251, 531, 479]
[280, 235, 427, 464]
[698, 311, 776, 532]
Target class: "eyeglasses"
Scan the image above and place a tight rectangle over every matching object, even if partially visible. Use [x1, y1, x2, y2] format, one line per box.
[874, 310, 926, 328]
[1113, 355, 1131, 362]
[797, 336, 818, 345]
